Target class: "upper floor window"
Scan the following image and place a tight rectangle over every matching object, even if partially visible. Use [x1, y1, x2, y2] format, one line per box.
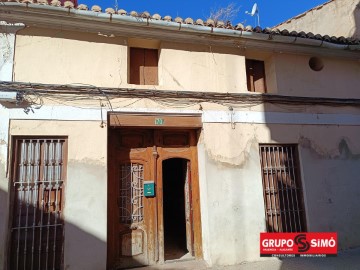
[129, 48, 158, 85]
[246, 59, 267, 93]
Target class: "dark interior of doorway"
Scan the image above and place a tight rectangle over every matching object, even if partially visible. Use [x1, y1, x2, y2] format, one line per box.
[163, 158, 189, 261]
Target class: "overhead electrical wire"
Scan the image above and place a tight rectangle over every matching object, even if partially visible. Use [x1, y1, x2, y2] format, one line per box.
[1, 81, 360, 111]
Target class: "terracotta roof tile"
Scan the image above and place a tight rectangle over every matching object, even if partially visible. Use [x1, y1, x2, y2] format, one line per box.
[184, 18, 194, 24]
[77, 4, 88, 10]
[105, 7, 115, 14]
[91, 5, 101, 12]
[152, 14, 161, 20]
[130, 11, 138, 17]
[174, 17, 183, 23]
[63, 1, 74, 9]
[0, 0, 358, 46]
[50, 0, 61, 7]
[163, 15, 172, 22]
[117, 9, 127, 15]
[195, 19, 204, 26]
[141, 11, 150, 18]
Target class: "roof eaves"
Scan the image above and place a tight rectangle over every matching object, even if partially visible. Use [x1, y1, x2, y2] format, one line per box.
[0, 1, 359, 52]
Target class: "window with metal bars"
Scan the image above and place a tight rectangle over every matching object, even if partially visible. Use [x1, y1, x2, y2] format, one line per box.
[9, 137, 67, 270]
[119, 163, 144, 225]
[259, 145, 307, 233]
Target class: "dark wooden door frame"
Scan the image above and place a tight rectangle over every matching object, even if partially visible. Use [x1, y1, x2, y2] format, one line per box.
[107, 119, 203, 269]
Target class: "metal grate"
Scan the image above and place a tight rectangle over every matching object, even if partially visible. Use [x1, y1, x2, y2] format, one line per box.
[119, 163, 144, 225]
[9, 138, 66, 270]
[259, 145, 306, 233]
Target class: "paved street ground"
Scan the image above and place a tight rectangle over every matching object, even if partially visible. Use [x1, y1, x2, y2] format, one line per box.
[136, 247, 360, 270]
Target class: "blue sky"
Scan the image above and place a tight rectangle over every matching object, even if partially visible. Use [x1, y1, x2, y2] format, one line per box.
[80, 0, 328, 28]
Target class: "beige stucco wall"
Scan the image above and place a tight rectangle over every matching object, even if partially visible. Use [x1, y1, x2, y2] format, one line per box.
[159, 43, 247, 92]
[13, 28, 247, 93]
[200, 122, 360, 265]
[273, 54, 360, 98]
[0, 120, 108, 270]
[2, 21, 360, 269]
[13, 27, 360, 99]
[277, 0, 360, 39]
[1, 116, 360, 268]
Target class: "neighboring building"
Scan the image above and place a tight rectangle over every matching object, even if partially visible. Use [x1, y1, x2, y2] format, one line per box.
[0, 1, 360, 270]
[275, 0, 360, 39]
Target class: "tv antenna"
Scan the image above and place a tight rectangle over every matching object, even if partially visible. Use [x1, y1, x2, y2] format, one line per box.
[245, 3, 260, 26]
[114, 0, 118, 11]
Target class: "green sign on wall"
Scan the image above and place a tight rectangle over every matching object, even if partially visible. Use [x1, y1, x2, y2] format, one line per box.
[155, 118, 165, 125]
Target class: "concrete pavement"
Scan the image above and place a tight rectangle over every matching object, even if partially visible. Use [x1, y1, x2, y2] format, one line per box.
[135, 247, 360, 270]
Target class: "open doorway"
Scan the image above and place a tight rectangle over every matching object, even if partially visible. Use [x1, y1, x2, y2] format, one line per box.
[162, 158, 192, 261]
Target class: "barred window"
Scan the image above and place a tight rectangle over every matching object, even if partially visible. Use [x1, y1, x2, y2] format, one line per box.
[9, 138, 67, 270]
[259, 145, 307, 233]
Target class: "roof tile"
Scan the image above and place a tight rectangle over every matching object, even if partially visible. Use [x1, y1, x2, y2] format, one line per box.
[234, 23, 244, 30]
[77, 4, 88, 10]
[0, 0, 358, 46]
[63, 1, 74, 9]
[117, 9, 126, 15]
[174, 17, 183, 23]
[50, 0, 61, 6]
[105, 7, 115, 14]
[37, 0, 48, 5]
[195, 19, 204, 26]
[184, 18, 194, 24]
[91, 5, 101, 12]
[141, 11, 150, 18]
[206, 19, 215, 27]
[152, 13, 161, 20]
[163, 15, 172, 22]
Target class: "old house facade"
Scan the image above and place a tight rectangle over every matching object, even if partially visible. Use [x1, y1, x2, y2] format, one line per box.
[0, 1, 360, 269]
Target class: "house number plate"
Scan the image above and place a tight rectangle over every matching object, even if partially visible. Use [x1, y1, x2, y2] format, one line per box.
[155, 118, 164, 125]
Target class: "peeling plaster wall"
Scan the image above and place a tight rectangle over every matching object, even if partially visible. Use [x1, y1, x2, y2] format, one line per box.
[277, 0, 360, 39]
[2, 117, 360, 268]
[0, 32, 15, 81]
[200, 123, 360, 265]
[4, 120, 107, 270]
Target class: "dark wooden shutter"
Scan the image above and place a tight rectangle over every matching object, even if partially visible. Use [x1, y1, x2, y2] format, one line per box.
[130, 48, 158, 85]
[246, 59, 267, 93]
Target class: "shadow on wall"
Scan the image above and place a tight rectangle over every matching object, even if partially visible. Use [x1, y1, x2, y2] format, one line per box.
[279, 247, 360, 270]
[353, 2, 360, 38]
[261, 100, 360, 251]
[0, 187, 106, 270]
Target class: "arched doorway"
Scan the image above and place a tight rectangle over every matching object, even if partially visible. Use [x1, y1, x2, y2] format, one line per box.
[162, 158, 192, 261]
[107, 126, 202, 269]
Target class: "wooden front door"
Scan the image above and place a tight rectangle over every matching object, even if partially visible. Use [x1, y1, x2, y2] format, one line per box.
[107, 128, 202, 269]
